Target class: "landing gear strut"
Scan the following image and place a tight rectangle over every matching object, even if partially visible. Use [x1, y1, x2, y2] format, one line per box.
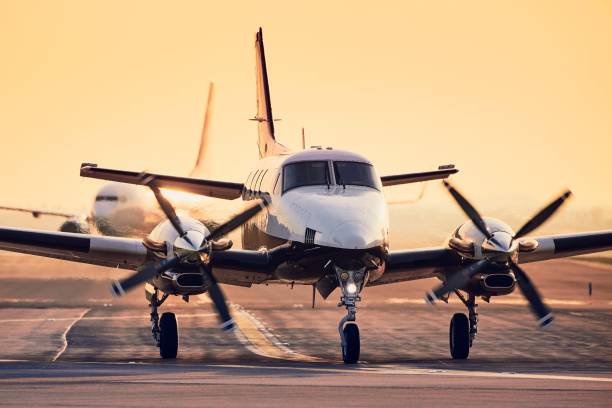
[336, 266, 367, 364]
[450, 291, 478, 359]
[148, 287, 177, 359]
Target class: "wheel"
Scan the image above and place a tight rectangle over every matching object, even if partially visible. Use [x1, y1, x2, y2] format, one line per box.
[449, 313, 470, 359]
[341, 323, 360, 364]
[159, 312, 178, 359]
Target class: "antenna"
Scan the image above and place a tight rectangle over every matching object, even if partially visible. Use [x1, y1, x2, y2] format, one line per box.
[301, 127, 306, 149]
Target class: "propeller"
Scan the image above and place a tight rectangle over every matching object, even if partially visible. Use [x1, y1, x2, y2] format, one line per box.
[429, 181, 571, 328]
[111, 177, 268, 331]
[442, 180, 492, 241]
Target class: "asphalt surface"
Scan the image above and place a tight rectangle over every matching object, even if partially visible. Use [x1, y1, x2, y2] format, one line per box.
[0, 254, 611, 407]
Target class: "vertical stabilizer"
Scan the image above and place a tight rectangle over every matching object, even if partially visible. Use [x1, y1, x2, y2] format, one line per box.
[190, 82, 214, 177]
[254, 28, 288, 158]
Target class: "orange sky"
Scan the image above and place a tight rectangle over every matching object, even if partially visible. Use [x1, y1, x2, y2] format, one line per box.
[0, 1, 611, 223]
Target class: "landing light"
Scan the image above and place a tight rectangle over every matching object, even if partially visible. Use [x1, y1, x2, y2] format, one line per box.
[346, 282, 357, 295]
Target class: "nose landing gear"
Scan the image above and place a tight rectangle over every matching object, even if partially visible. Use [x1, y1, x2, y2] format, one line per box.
[336, 266, 367, 364]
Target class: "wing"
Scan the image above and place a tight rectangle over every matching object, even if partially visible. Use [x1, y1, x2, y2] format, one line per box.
[0, 205, 74, 219]
[80, 163, 243, 200]
[519, 230, 612, 263]
[381, 165, 458, 187]
[0, 226, 276, 286]
[0, 226, 147, 270]
[370, 247, 460, 286]
[375, 230, 612, 286]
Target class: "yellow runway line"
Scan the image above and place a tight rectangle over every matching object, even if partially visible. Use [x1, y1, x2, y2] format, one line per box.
[231, 304, 323, 363]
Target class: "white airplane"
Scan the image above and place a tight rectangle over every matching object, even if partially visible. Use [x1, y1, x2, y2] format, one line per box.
[1, 28, 611, 364]
[0, 83, 217, 238]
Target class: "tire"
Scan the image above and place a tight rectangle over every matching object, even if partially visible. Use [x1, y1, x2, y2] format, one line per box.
[342, 323, 360, 364]
[159, 312, 178, 359]
[449, 313, 470, 359]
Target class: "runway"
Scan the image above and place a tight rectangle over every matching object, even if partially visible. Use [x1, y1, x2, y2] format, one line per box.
[0, 254, 611, 407]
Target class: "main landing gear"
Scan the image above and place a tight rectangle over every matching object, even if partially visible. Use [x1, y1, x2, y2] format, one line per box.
[336, 266, 367, 364]
[450, 291, 478, 359]
[147, 285, 178, 359]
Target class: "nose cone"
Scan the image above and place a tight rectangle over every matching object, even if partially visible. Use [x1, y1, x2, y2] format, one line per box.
[276, 186, 388, 250]
[330, 221, 384, 249]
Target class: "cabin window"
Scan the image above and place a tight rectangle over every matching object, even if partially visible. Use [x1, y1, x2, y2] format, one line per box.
[333, 161, 380, 190]
[257, 169, 268, 194]
[273, 172, 281, 195]
[283, 161, 330, 193]
[95, 195, 119, 202]
[252, 170, 263, 192]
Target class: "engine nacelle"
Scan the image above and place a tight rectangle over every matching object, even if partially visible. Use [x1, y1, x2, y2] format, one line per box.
[59, 219, 90, 234]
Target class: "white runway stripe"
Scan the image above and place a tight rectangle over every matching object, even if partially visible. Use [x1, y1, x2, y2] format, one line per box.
[0, 312, 215, 324]
[52, 308, 90, 362]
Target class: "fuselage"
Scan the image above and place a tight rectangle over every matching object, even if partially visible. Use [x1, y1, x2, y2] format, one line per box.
[238, 148, 389, 252]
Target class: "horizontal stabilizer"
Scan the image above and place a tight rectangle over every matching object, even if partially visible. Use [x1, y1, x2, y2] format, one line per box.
[80, 163, 243, 200]
[0, 206, 74, 219]
[381, 165, 459, 187]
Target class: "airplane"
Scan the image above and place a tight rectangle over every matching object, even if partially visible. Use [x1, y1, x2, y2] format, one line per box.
[0, 83, 217, 238]
[0, 28, 611, 364]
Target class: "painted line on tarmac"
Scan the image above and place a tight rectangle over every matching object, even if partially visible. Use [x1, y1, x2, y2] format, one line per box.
[52, 308, 91, 362]
[366, 365, 612, 383]
[115, 363, 612, 384]
[231, 303, 323, 363]
[384, 297, 587, 306]
[0, 312, 215, 323]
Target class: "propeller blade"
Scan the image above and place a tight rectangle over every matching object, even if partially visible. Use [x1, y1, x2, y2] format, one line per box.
[425, 259, 489, 304]
[146, 180, 194, 248]
[207, 200, 268, 242]
[110, 256, 181, 297]
[200, 265, 234, 331]
[509, 261, 554, 328]
[442, 180, 492, 240]
[514, 190, 572, 239]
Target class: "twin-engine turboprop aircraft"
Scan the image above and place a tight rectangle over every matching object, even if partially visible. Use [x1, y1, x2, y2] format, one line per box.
[1, 28, 611, 364]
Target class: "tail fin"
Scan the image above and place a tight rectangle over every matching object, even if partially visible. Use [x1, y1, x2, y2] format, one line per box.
[254, 28, 288, 158]
[190, 82, 214, 177]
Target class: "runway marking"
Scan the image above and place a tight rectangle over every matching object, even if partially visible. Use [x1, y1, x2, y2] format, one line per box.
[0, 312, 215, 324]
[384, 297, 587, 306]
[365, 365, 612, 383]
[52, 308, 90, 362]
[114, 363, 612, 384]
[231, 304, 322, 363]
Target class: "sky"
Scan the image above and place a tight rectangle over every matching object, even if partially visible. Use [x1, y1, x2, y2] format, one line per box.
[0, 0, 611, 237]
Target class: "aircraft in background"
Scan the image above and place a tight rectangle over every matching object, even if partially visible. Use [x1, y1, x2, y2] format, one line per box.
[0, 28, 610, 364]
[0, 84, 217, 237]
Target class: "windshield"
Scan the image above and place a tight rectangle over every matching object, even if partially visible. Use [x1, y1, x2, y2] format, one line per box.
[333, 161, 380, 190]
[283, 161, 330, 192]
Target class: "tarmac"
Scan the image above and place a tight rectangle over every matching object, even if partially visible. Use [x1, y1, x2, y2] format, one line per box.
[0, 254, 611, 407]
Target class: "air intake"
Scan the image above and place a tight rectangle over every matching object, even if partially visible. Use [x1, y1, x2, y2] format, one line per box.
[482, 274, 515, 290]
[176, 273, 205, 288]
[305, 228, 317, 245]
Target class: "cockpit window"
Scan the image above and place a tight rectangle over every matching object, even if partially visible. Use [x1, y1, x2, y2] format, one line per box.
[283, 161, 330, 192]
[95, 195, 119, 202]
[333, 161, 380, 190]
